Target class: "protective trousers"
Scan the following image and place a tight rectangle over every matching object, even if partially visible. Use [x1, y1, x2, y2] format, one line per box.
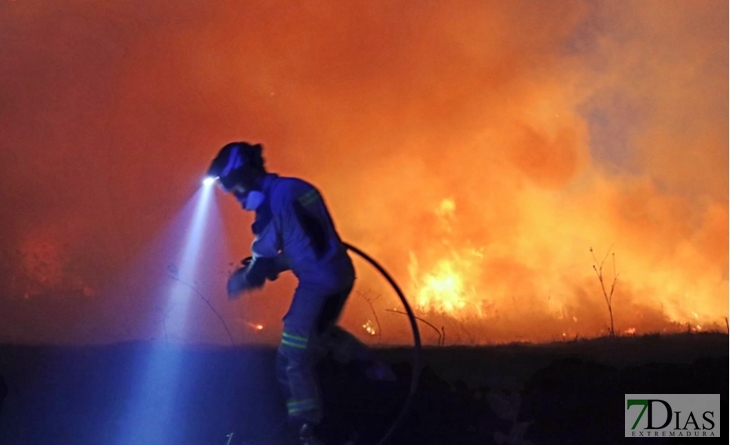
[276, 282, 373, 425]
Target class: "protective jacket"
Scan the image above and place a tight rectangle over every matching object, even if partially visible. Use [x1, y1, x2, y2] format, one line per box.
[243, 174, 355, 291]
[236, 173, 373, 426]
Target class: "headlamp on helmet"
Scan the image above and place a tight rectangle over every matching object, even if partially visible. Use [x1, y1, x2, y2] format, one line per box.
[207, 142, 264, 192]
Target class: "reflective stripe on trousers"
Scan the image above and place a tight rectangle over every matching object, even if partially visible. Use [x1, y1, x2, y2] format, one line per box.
[276, 282, 373, 424]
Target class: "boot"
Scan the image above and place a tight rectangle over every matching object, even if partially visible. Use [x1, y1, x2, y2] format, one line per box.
[299, 422, 325, 445]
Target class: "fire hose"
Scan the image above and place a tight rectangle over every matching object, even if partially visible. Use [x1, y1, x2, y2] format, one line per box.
[343, 242, 422, 445]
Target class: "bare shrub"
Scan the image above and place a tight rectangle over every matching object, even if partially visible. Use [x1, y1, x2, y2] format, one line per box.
[590, 247, 619, 337]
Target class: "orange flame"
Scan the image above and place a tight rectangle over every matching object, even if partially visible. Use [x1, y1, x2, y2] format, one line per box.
[246, 322, 264, 331]
[362, 320, 377, 336]
[402, 194, 728, 343]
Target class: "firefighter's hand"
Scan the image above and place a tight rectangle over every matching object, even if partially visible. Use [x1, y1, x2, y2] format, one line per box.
[227, 267, 259, 300]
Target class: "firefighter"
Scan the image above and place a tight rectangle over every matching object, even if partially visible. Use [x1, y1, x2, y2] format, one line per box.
[208, 142, 394, 445]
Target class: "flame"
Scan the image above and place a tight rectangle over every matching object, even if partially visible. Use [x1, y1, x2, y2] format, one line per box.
[435, 198, 457, 233]
[362, 320, 377, 336]
[410, 255, 467, 314]
[246, 322, 264, 331]
[408, 199, 485, 317]
[403, 195, 728, 343]
[14, 233, 95, 298]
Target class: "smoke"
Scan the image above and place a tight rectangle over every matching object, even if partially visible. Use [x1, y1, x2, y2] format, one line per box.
[0, 0, 726, 344]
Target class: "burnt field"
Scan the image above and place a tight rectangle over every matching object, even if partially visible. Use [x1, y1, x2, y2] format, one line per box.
[0, 332, 727, 445]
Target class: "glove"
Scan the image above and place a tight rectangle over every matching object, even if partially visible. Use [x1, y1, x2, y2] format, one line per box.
[266, 255, 290, 281]
[243, 255, 288, 283]
[227, 262, 263, 300]
[265, 256, 282, 281]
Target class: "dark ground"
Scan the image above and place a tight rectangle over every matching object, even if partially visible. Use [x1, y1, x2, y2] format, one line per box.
[0, 333, 727, 445]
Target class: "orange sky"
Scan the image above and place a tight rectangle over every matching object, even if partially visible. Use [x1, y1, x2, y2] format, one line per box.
[0, 0, 727, 344]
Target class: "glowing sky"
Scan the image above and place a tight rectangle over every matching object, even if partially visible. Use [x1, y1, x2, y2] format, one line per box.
[0, 0, 727, 344]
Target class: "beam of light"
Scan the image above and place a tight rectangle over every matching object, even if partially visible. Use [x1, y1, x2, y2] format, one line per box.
[203, 176, 217, 186]
[163, 182, 216, 339]
[114, 183, 222, 445]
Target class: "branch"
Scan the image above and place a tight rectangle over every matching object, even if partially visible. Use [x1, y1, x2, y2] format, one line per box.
[387, 309, 442, 346]
[161, 304, 174, 344]
[590, 246, 618, 336]
[168, 273, 235, 345]
[357, 289, 383, 344]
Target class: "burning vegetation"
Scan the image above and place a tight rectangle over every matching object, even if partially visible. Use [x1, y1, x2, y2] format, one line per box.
[346, 189, 728, 345]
